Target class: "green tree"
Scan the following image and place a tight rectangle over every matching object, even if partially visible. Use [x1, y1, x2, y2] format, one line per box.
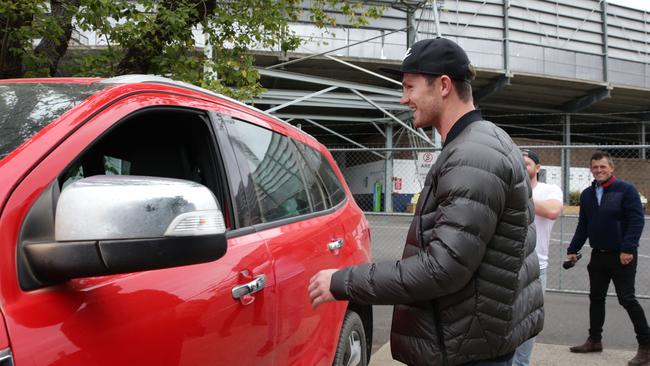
[0, 0, 382, 98]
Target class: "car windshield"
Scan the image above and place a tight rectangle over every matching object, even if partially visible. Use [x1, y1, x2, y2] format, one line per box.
[0, 82, 108, 160]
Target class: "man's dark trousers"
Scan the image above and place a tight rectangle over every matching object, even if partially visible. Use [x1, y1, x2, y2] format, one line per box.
[588, 250, 650, 344]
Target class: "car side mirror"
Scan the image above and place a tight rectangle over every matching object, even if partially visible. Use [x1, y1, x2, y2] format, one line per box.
[20, 176, 227, 289]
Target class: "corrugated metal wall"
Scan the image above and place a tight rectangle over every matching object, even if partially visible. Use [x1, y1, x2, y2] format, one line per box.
[284, 0, 650, 88]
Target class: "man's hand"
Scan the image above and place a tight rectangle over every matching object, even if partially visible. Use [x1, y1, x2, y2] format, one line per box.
[309, 269, 337, 309]
[620, 252, 634, 266]
[567, 254, 578, 263]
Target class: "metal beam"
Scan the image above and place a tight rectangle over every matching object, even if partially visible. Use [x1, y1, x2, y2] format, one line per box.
[254, 97, 408, 111]
[474, 75, 511, 103]
[350, 89, 434, 146]
[432, 0, 442, 38]
[406, 5, 417, 46]
[261, 89, 403, 103]
[274, 113, 392, 123]
[331, 144, 650, 152]
[266, 27, 407, 70]
[302, 119, 384, 159]
[561, 87, 611, 113]
[257, 68, 402, 97]
[496, 120, 630, 144]
[370, 120, 387, 137]
[601, 0, 610, 83]
[479, 102, 561, 114]
[503, 0, 511, 76]
[265, 86, 337, 113]
[254, 90, 408, 111]
[324, 55, 402, 86]
[635, 112, 650, 122]
[393, 125, 405, 141]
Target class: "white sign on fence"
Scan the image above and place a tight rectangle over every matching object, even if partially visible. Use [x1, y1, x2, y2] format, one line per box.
[416, 152, 439, 186]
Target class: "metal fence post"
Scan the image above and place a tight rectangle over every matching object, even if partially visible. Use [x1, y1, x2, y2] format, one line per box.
[641, 122, 646, 160]
[385, 123, 393, 212]
[562, 115, 571, 204]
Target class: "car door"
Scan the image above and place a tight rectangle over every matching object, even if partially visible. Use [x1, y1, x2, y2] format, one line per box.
[1, 92, 278, 365]
[222, 115, 351, 365]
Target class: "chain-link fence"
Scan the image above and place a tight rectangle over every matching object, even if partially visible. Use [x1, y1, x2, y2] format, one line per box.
[331, 145, 650, 298]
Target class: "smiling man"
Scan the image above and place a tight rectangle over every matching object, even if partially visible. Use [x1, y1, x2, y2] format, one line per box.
[567, 151, 650, 366]
[309, 38, 544, 366]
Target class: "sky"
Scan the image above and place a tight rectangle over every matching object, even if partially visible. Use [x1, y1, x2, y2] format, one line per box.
[608, 0, 650, 11]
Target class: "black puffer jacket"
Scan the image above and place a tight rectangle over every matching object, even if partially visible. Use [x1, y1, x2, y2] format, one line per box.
[331, 120, 543, 366]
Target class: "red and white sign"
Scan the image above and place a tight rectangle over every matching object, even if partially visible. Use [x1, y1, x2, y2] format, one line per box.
[393, 177, 403, 191]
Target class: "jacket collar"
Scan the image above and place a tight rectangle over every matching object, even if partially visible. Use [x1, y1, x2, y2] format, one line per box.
[443, 109, 483, 148]
[592, 175, 616, 189]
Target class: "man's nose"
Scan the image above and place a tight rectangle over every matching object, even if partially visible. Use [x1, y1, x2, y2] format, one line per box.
[400, 94, 408, 104]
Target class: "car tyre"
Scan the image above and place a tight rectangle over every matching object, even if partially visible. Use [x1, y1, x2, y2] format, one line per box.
[333, 310, 367, 366]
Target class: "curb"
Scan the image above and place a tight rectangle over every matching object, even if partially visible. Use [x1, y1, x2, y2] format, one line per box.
[371, 342, 637, 365]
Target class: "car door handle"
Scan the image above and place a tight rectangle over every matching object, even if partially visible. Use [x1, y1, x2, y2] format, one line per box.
[328, 239, 344, 252]
[232, 274, 266, 300]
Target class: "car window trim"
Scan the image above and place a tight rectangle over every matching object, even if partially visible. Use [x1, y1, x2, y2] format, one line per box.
[225, 197, 347, 239]
[207, 111, 254, 229]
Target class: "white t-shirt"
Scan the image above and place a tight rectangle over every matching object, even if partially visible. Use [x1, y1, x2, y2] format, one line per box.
[533, 182, 563, 270]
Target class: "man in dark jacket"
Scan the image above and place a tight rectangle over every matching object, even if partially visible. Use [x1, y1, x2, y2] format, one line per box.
[567, 151, 650, 366]
[308, 38, 544, 366]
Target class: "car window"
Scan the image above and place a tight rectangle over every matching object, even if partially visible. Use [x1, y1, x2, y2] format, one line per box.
[296, 142, 346, 207]
[61, 155, 132, 189]
[58, 107, 230, 227]
[226, 118, 312, 223]
[299, 154, 328, 212]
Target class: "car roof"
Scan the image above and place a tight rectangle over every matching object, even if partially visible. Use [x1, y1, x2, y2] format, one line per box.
[2, 74, 320, 146]
[4, 76, 290, 122]
[0, 77, 102, 84]
[100, 75, 317, 144]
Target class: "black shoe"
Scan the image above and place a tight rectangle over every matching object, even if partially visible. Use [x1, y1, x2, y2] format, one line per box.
[569, 338, 603, 353]
[629, 343, 650, 366]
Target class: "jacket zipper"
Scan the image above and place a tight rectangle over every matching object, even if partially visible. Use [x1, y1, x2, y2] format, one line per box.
[421, 161, 447, 364]
[432, 301, 449, 366]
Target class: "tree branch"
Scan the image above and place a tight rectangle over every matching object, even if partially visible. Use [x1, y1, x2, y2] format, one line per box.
[34, 0, 82, 76]
[116, 0, 217, 74]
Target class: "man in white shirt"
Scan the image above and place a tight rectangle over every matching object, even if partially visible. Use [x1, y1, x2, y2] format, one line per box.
[514, 149, 564, 366]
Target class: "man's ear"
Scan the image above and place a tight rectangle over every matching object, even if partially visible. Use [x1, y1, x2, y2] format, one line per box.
[439, 75, 453, 98]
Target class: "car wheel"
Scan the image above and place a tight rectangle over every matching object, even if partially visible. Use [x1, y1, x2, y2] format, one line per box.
[333, 310, 367, 366]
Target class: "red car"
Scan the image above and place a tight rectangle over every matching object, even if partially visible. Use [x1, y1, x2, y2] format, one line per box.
[0, 76, 372, 365]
